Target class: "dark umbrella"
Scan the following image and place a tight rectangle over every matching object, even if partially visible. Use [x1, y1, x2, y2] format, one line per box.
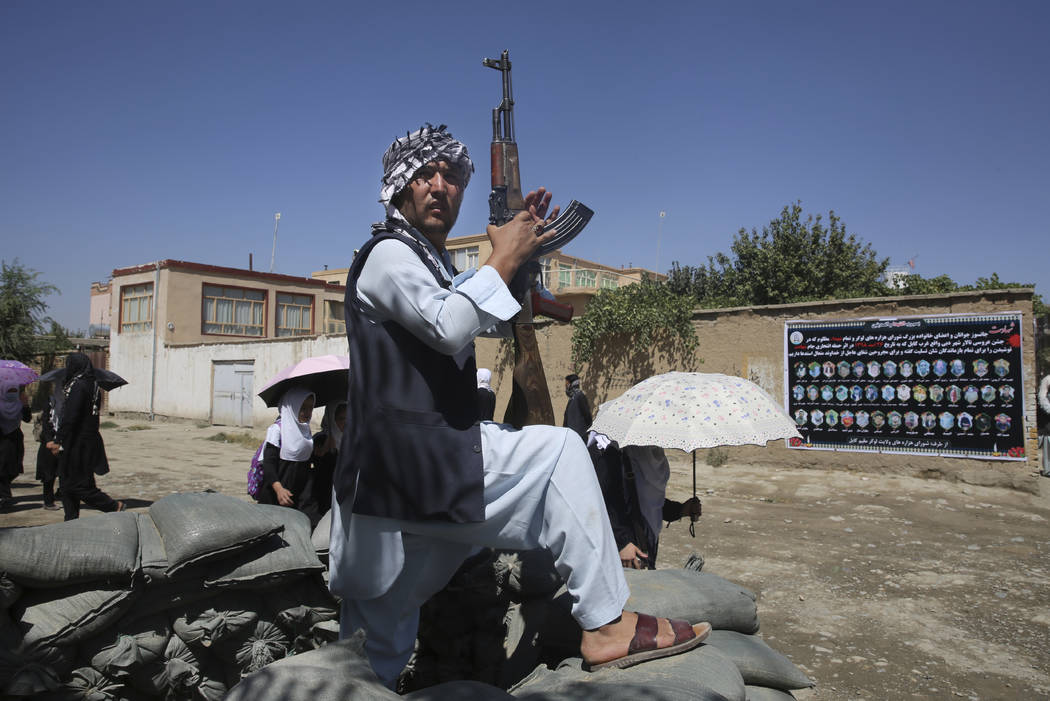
[258, 355, 350, 408]
[38, 367, 128, 391]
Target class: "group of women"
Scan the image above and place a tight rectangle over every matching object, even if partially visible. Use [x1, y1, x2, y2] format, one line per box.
[0, 353, 123, 521]
[252, 386, 345, 528]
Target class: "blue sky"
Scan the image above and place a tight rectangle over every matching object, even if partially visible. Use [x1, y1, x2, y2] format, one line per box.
[2, 1, 1047, 331]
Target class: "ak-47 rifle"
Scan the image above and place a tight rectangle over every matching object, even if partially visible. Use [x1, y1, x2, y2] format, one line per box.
[483, 50, 593, 428]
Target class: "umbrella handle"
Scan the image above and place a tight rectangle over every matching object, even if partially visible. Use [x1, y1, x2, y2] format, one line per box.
[690, 450, 697, 538]
[692, 450, 696, 498]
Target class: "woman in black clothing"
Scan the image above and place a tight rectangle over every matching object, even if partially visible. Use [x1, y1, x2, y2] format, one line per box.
[257, 387, 320, 527]
[35, 384, 62, 510]
[311, 400, 346, 515]
[46, 353, 123, 520]
[0, 380, 32, 511]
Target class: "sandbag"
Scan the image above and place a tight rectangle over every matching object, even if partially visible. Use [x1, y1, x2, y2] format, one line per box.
[745, 685, 797, 701]
[1, 644, 74, 698]
[15, 585, 138, 649]
[225, 632, 400, 701]
[704, 631, 813, 690]
[128, 577, 225, 623]
[1, 648, 62, 698]
[171, 593, 260, 648]
[134, 513, 169, 585]
[1, 572, 22, 609]
[510, 646, 745, 701]
[312, 508, 331, 556]
[81, 614, 170, 679]
[496, 550, 563, 600]
[219, 617, 289, 676]
[127, 634, 225, 700]
[404, 680, 515, 700]
[203, 505, 324, 588]
[267, 577, 339, 640]
[47, 667, 124, 701]
[501, 598, 580, 689]
[148, 492, 283, 575]
[1, 606, 22, 649]
[0, 513, 140, 588]
[623, 569, 760, 634]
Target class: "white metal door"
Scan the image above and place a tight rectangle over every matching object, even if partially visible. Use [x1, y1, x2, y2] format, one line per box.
[212, 361, 254, 427]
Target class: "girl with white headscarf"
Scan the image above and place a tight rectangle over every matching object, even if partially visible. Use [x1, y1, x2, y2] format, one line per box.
[476, 368, 496, 421]
[257, 386, 321, 526]
[0, 378, 32, 511]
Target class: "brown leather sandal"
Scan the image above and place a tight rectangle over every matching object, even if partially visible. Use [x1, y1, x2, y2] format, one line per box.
[585, 614, 711, 671]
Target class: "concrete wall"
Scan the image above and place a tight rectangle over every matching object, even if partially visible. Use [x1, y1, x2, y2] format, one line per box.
[108, 331, 348, 427]
[109, 285, 1040, 490]
[478, 288, 1041, 492]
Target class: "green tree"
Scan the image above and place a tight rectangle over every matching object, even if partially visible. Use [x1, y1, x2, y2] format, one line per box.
[570, 277, 698, 370]
[899, 272, 1047, 314]
[0, 259, 59, 362]
[668, 202, 890, 307]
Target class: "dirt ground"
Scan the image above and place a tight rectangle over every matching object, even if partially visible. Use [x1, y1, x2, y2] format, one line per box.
[3, 416, 1049, 700]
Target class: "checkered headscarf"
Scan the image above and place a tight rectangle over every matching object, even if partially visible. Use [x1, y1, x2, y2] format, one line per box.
[380, 124, 474, 208]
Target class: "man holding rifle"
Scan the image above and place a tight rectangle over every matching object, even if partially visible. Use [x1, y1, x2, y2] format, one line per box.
[329, 124, 710, 686]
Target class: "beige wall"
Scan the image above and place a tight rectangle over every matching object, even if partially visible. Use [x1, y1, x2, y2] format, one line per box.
[478, 288, 1041, 492]
[112, 267, 343, 346]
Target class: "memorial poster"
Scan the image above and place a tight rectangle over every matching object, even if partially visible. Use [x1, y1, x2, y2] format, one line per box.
[784, 313, 1026, 460]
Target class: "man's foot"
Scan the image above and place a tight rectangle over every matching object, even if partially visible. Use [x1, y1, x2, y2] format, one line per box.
[115, 501, 126, 512]
[42, 503, 62, 511]
[581, 611, 710, 671]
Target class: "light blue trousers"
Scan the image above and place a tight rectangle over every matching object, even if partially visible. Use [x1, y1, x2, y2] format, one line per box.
[334, 423, 629, 687]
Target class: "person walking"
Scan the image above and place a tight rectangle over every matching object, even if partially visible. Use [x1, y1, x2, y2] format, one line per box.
[0, 380, 32, 511]
[563, 373, 593, 442]
[1038, 374, 1050, 477]
[476, 368, 496, 421]
[35, 381, 63, 510]
[46, 353, 123, 520]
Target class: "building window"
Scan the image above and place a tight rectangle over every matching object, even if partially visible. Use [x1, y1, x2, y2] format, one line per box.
[576, 269, 597, 288]
[601, 275, 619, 290]
[202, 284, 265, 336]
[276, 292, 314, 337]
[120, 283, 153, 333]
[325, 299, 345, 335]
[538, 257, 551, 289]
[558, 264, 572, 288]
[451, 246, 479, 272]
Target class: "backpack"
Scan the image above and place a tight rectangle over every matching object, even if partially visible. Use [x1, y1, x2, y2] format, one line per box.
[248, 418, 280, 498]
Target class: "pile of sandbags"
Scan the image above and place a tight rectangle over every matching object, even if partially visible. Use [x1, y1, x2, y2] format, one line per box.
[0, 493, 338, 700]
[395, 550, 814, 701]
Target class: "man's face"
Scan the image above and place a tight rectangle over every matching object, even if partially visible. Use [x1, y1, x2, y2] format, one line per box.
[396, 160, 464, 244]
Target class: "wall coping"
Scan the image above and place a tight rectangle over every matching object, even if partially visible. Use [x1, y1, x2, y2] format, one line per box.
[691, 288, 1035, 318]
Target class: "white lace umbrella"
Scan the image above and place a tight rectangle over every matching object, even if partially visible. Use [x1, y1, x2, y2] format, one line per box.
[590, 372, 800, 451]
[590, 372, 800, 536]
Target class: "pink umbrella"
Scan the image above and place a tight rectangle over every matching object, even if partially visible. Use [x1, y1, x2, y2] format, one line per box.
[258, 355, 349, 408]
[0, 360, 39, 387]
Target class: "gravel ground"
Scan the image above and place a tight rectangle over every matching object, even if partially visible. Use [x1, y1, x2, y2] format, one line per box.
[3, 416, 1048, 700]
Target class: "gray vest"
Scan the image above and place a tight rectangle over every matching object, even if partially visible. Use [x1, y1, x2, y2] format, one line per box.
[334, 224, 484, 523]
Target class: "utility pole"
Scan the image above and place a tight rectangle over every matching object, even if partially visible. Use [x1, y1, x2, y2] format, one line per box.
[269, 212, 281, 273]
[655, 211, 666, 275]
